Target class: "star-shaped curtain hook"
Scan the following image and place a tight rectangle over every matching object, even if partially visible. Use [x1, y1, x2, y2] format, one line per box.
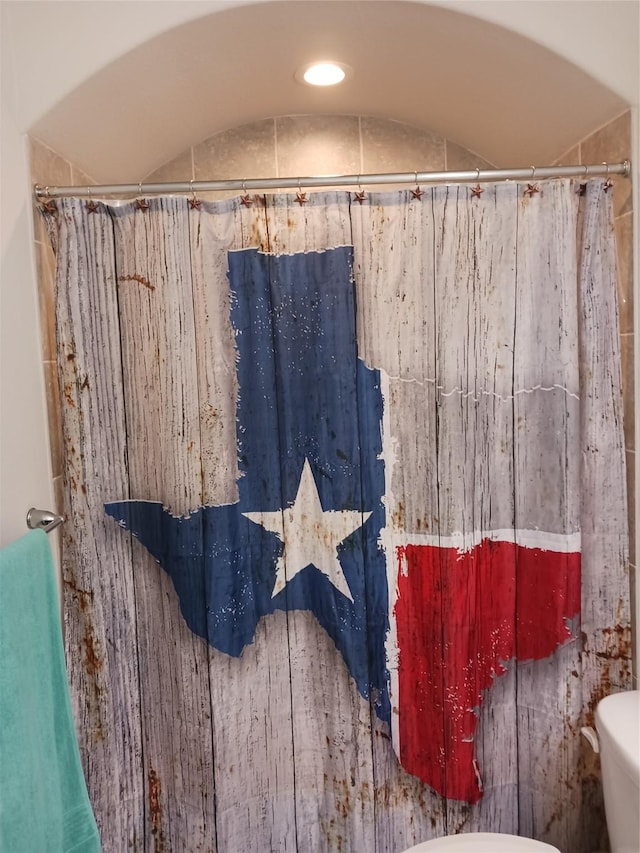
[240, 181, 253, 207]
[524, 166, 539, 198]
[470, 170, 484, 199]
[410, 173, 424, 200]
[354, 180, 366, 204]
[574, 164, 590, 195]
[295, 183, 308, 205]
[188, 181, 201, 209]
[40, 197, 57, 215]
[85, 190, 99, 214]
[133, 183, 150, 211]
[602, 162, 614, 193]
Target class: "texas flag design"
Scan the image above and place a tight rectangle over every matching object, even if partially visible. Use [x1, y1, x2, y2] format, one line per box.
[105, 245, 581, 804]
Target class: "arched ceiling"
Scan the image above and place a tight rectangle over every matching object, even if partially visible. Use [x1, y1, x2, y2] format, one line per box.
[28, 0, 631, 183]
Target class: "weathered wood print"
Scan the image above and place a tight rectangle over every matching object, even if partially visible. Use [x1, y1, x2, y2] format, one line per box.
[47, 181, 631, 853]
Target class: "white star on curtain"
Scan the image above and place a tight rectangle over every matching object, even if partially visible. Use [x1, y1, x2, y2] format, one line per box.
[243, 458, 370, 601]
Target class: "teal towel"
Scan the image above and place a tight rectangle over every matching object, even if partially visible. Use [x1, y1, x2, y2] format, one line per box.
[0, 530, 101, 853]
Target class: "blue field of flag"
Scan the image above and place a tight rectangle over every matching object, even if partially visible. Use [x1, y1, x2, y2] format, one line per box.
[106, 246, 391, 723]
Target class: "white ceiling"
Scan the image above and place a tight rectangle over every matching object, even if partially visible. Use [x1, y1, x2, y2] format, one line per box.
[25, 0, 633, 183]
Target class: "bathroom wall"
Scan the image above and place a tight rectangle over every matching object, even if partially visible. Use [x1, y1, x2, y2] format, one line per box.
[28, 139, 96, 561]
[31, 111, 636, 676]
[142, 114, 493, 190]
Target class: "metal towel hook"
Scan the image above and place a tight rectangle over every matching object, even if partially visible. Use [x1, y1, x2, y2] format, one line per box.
[26, 508, 64, 534]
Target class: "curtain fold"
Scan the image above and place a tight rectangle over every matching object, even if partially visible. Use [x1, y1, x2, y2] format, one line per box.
[46, 180, 631, 853]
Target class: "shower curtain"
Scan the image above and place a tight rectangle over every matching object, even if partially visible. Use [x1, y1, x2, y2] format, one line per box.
[46, 180, 631, 853]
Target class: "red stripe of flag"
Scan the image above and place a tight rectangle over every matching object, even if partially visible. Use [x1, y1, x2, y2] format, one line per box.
[395, 539, 581, 802]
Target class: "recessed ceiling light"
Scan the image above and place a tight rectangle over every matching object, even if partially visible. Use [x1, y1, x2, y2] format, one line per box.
[296, 61, 351, 87]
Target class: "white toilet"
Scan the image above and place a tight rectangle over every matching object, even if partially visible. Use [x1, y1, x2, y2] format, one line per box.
[595, 690, 640, 853]
[402, 833, 560, 852]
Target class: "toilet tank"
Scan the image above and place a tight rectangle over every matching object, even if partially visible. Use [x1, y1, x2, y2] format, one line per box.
[595, 691, 640, 853]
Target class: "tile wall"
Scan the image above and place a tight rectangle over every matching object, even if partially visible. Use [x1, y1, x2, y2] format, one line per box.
[144, 115, 493, 192]
[29, 141, 95, 547]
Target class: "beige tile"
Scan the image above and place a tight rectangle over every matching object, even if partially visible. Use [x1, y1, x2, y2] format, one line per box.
[52, 475, 65, 568]
[29, 137, 72, 187]
[193, 119, 276, 200]
[52, 475, 65, 518]
[446, 140, 494, 172]
[362, 117, 445, 179]
[620, 333, 634, 451]
[30, 139, 72, 242]
[277, 115, 361, 180]
[552, 144, 581, 167]
[70, 163, 96, 187]
[35, 240, 57, 362]
[32, 201, 52, 249]
[630, 560, 637, 684]
[581, 111, 632, 217]
[44, 360, 63, 478]
[615, 213, 634, 335]
[626, 450, 636, 567]
[144, 148, 194, 184]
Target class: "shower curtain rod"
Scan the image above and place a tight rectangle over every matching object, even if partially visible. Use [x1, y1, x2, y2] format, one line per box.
[34, 160, 631, 200]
